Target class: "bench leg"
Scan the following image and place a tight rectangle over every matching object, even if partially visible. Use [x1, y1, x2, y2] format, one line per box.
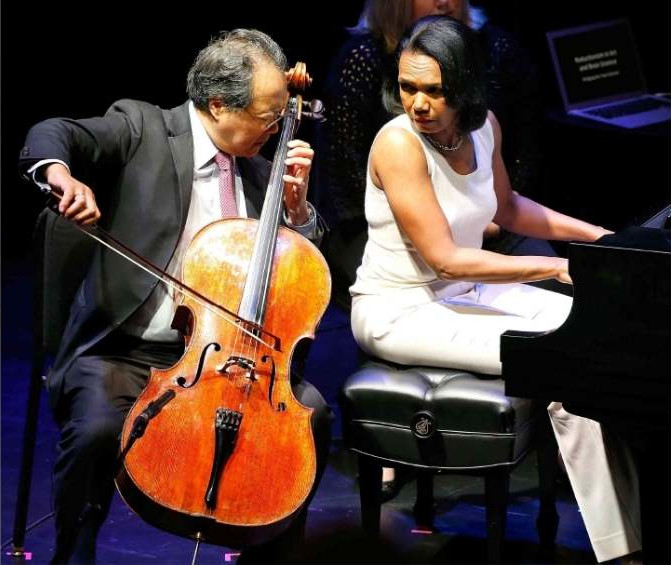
[413, 470, 435, 529]
[358, 455, 382, 537]
[485, 470, 509, 563]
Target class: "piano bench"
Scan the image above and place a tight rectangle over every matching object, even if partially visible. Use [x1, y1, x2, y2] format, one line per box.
[339, 360, 559, 563]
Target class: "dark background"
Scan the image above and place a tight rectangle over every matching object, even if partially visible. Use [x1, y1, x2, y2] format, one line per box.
[2, 0, 670, 261]
[1, 5, 668, 559]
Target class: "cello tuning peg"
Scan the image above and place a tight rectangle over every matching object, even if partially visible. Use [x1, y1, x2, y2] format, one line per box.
[306, 99, 323, 113]
[302, 99, 326, 122]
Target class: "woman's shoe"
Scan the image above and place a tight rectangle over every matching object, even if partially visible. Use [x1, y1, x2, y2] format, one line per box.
[380, 477, 402, 503]
[380, 468, 416, 503]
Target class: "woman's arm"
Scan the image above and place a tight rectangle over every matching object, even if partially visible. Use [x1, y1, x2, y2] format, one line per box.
[370, 126, 570, 284]
[490, 112, 611, 242]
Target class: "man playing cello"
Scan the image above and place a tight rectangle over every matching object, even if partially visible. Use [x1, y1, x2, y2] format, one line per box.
[19, 29, 332, 564]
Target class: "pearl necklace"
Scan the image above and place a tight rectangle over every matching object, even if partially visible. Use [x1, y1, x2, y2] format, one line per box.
[423, 132, 463, 152]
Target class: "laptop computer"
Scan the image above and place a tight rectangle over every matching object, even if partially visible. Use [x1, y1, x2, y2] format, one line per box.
[642, 203, 671, 230]
[547, 19, 670, 128]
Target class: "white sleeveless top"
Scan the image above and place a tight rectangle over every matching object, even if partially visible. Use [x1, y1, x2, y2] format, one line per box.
[350, 113, 497, 300]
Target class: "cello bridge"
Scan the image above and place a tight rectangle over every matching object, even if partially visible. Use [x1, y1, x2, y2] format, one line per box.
[217, 356, 257, 383]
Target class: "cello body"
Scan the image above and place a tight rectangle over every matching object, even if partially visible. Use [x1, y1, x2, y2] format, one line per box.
[116, 219, 331, 546]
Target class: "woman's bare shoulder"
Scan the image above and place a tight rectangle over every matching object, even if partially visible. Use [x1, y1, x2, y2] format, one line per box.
[372, 125, 423, 158]
[369, 125, 429, 189]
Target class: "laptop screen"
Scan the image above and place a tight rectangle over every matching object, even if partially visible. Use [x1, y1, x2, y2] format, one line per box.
[547, 19, 647, 109]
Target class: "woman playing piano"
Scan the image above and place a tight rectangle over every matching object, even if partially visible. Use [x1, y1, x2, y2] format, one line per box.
[350, 16, 641, 563]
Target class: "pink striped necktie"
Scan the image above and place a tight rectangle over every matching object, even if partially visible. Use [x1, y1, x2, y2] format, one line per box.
[214, 150, 237, 217]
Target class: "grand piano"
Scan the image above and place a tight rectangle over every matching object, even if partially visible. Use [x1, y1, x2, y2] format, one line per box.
[502, 205, 671, 564]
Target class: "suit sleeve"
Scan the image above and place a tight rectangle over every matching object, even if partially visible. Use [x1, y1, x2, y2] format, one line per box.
[19, 99, 146, 186]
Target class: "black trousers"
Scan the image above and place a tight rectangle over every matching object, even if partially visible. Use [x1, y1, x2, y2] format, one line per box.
[49, 334, 333, 564]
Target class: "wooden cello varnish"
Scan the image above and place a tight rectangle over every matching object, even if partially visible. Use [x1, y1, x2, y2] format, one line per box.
[115, 64, 331, 546]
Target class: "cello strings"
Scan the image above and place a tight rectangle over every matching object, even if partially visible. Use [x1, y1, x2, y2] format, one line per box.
[76, 224, 278, 350]
[233, 101, 300, 408]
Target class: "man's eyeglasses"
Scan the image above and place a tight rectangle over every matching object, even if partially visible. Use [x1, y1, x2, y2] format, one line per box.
[245, 109, 285, 131]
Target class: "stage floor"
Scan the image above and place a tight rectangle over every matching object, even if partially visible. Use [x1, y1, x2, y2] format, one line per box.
[1, 257, 596, 563]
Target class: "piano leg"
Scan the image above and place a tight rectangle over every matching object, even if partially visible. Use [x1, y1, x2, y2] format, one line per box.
[638, 427, 671, 565]
[535, 407, 560, 555]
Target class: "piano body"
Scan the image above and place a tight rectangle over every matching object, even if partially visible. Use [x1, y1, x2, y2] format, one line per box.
[502, 207, 671, 564]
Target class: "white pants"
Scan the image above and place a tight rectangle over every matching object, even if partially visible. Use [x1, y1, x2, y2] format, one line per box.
[351, 282, 641, 561]
[548, 403, 641, 561]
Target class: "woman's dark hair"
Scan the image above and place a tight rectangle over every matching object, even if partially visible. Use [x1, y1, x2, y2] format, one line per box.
[382, 16, 488, 134]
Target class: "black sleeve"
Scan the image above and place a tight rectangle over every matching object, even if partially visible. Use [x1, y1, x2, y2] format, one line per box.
[318, 35, 392, 225]
[18, 99, 146, 186]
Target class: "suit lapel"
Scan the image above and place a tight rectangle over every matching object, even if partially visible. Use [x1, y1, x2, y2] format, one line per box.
[238, 156, 270, 220]
[163, 102, 194, 229]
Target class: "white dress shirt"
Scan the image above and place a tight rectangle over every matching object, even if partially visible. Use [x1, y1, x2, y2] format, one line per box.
[122, 103, 249, 341]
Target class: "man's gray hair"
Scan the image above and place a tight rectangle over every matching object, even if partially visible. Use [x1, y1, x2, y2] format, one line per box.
[187, 29, 287, 111]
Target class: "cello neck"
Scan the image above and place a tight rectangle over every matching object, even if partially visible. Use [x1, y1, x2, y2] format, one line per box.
[237, 96, 301, 326]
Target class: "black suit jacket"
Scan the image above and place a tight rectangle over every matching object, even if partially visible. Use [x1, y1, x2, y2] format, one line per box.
[19, 99, 323, 409]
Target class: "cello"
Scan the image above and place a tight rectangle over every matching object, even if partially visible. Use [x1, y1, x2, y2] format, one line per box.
[113, 63, 331, 546]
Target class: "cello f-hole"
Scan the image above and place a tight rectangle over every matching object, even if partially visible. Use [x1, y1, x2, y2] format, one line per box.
[175, 342, 221, 388]
[262, 354, 284, 412]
